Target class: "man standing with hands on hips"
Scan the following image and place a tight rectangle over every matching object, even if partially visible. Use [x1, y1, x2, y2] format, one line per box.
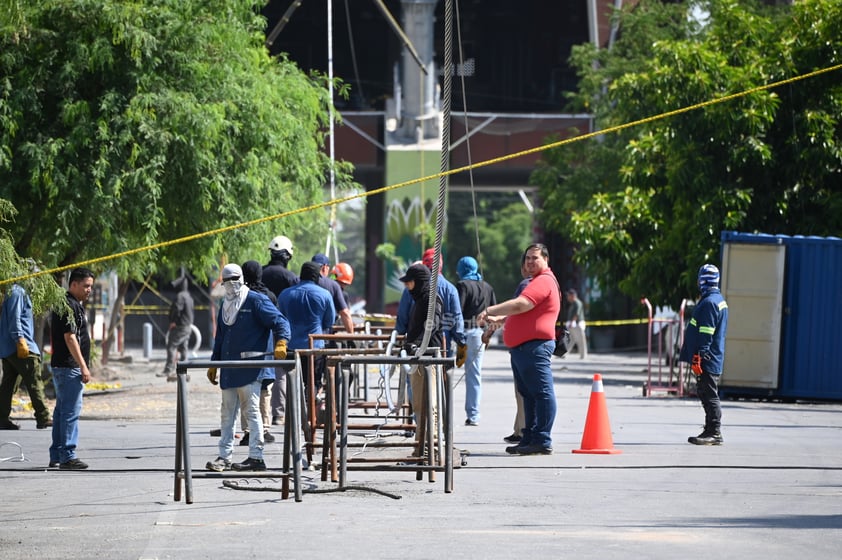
[478, 243, 560, 456]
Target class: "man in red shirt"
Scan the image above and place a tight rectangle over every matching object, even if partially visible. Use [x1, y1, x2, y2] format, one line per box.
[478, 243, 560, 455]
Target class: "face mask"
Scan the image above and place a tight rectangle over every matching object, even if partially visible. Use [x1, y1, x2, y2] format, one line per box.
[223, 279, 243, 298]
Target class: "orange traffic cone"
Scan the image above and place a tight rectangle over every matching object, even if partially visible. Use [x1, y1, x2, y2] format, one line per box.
[572, 374, 622, 454]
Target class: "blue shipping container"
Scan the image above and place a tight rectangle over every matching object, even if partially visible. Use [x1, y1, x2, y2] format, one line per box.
[720, 232, 842, 401]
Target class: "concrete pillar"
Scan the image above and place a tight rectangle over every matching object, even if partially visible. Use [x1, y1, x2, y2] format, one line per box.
[400, 0, 438, 141]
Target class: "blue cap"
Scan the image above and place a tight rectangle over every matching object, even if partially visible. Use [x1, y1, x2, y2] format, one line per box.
[311, 253, 330, 266]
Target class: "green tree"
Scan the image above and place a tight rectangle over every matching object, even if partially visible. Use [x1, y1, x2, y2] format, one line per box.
[534, 0, 842, 307]
[1, 0, 350, 275]
[1, 1, 353, 356]
[446, 192, 532, 298]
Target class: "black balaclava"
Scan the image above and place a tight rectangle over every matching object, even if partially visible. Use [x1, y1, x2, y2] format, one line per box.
[270, 249, 293, 267]
[242, 260, 263, 287]
[402, 263, 431, 300]
[300, 261, 322, 283]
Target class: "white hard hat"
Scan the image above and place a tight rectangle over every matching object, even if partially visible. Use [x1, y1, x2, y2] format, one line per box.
[268, 235, 294, 254]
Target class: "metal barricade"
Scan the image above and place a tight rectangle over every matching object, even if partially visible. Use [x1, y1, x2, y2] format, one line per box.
[172, 358, 303, 503]
[330, 353, 456, 493]
[641, 298, 684, 397]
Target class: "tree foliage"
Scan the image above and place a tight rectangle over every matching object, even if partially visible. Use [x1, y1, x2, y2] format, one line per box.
[445, 192, 532, 298]
[533, 0, 842, 306]
[0, 0, 352, 283]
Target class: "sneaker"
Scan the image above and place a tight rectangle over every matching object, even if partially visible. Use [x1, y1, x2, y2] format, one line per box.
[37, 419, 53, 429]
[503, 433, 522, 444]
[0, 419, 20, 430]
[239, 431, 250, 446]
[688, 430, 723, 446]
[232, 457, 266, 471]
[516, 444, 553, 455]
[505, 444, 523, 455]
[59, 458, 89, 470]
[465, 419, 478, 427]
[263, 431, 275, 443]
[48, 461, 59, 468]
[206, 457, 232, 472]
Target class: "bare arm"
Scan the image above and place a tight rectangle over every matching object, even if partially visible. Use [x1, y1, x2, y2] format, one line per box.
[64, 332, 91, 384]
[339, 308, 355, 334]
[478, 295, 534, 326]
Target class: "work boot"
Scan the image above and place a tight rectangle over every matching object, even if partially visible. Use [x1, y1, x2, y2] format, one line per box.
[688, 429, 723, 445]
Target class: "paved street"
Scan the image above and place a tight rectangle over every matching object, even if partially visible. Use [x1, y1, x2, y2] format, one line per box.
[1, 345, 840, 559]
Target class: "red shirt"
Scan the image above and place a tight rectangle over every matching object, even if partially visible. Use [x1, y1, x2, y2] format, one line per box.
[503, 268, 560, 348]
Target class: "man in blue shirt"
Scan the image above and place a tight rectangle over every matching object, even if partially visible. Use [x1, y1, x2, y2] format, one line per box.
[206, 264, 290, 472]
[680, 264, 729, 446]
[278, 262, 336, 396]
[0, 282, 51, 430]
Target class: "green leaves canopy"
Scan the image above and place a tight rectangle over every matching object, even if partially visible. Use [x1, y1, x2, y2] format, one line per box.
[533, 0, 842, 306]
[1, 0, 345, 281]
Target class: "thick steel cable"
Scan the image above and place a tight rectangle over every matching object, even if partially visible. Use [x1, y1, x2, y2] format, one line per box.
[4, 62, 840, 287]
[417, 0, 452, 357]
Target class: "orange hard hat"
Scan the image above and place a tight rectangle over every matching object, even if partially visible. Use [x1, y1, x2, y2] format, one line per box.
[332, 262, 354, 286]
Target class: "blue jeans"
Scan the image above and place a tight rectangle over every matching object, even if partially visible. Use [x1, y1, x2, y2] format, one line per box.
[463, 327, 485, 423]
[49, 367, 84, 464]
[219, 381, 263, 461]
[509, 339, 556, 449]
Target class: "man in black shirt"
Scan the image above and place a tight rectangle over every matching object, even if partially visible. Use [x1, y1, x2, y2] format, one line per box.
[49, 267, 95, 470]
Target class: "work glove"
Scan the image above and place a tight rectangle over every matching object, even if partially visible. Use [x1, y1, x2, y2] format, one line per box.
[274, 339, 288, 360]
[455, 344, 467, 368]
[691, 354, 703, 376]
[207, 367, 218, 385]
[16, 338, 29, 359]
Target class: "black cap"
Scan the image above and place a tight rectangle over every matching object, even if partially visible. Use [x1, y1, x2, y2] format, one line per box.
[399, 263, 430, 284]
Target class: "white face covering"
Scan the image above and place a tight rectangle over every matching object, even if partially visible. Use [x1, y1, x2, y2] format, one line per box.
[223, 279, 243, 299]
[221, 279, 248, 325]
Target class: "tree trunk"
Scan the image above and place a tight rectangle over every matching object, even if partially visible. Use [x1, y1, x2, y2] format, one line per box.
[101, 279, 129, 365]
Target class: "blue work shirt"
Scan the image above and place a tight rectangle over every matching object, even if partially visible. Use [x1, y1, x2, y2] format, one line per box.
[277, 280, 336, 351]
[0, 284, 40, 359]
[679, 288, 729, 375]
[212, 290, 290, 389]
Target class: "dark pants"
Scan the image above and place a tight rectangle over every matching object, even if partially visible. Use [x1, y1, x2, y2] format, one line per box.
[697, 372, 722, 432]
[1, 354, 50, 424]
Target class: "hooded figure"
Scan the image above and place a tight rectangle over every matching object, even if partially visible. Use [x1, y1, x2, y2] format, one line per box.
[399, 264, 443, 349]
[456, 256, 482, 281]
[300, 261, 322, 284]
[221, 264, 248, 326]
[679, 263, 729, 445]
[242, 260, 276, 304]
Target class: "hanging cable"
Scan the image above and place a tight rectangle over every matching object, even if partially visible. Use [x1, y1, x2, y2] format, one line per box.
[418, 0, 453, 357]
[453, 0, 483, 276]
[343, 0, 365, 105]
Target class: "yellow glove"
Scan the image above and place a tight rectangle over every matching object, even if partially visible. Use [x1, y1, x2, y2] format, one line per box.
[274, 339, 288, 360]
[207, 367, 218, 385]
[16, 338, 29, 359]
[455, 344, 467, 368]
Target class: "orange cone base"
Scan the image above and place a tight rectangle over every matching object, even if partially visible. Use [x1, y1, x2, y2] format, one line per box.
[572, 448, 622, 455]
